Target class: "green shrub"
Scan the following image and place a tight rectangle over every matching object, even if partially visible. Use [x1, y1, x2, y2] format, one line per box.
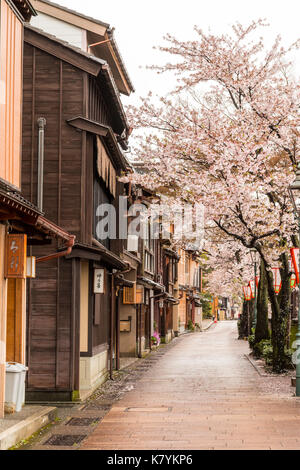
[261, 342, 273, 366]
[254, 340, 294, 369]
[290, 324, 298, 349]
[253, 339, 272, 358]
[187, 320, 195, 331]
[248, 335, 255, 349]
[201, 297, 213, 319]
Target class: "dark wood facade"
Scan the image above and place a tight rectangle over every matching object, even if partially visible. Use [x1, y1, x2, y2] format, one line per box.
[22, 26, 129, 401]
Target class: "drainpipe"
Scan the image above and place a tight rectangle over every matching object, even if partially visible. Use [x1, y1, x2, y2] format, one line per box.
[116, 286, 121, 371]
[37, 118, 46, 212]
[36, 236, 76, 264]
[110, 263, 132, 380]
[110, 273, 115, 380]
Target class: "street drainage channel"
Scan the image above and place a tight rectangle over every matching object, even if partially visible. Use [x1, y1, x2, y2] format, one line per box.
[44, 417, 101, 447]
[124, 407, 172, 413]
[45, 434, 87, 447]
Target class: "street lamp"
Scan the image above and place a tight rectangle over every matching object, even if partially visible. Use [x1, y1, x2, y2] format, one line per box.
[250, 249, 258, 329]
[288, 162, 300, 397]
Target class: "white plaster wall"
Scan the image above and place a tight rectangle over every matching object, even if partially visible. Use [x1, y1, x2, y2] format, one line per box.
[195, 307, 203, 328]
[80, 350, 108, 393]
[30, 12, 86, 50]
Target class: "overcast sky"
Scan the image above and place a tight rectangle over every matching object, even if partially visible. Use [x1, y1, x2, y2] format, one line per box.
[56, 0, 300, 105]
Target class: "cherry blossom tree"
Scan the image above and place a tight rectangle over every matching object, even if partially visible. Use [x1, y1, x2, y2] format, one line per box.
[127, 20, 300, 371]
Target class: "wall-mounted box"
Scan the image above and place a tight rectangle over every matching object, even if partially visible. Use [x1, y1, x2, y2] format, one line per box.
[120, 317, 132, 333]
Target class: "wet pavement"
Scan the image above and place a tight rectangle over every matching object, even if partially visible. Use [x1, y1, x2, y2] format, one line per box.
[81, 322, 300, 451]
[20, 322, 300, 450]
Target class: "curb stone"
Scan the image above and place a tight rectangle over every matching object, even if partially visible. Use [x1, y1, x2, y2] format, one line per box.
[0, 407, 57, 450]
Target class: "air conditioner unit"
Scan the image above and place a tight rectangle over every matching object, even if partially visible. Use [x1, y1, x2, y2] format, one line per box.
[127, 235, 139, 252]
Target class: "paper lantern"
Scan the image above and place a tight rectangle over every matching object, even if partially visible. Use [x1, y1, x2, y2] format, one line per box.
[291, 273, 297, 290]
[290, 248, 299, 285]
[272, 267, 282, 295]
[249, 280, 256, 299]
[243, 286, 251, 301]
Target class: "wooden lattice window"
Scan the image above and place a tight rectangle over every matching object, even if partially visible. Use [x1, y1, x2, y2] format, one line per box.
[123, 283, 137, 304]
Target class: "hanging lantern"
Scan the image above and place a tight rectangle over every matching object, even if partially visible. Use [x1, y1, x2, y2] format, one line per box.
[243, 286, 251, 301]
[290, 248, 299, 285]
[291, 274, 297, 290]
[272, 267, 282, 295]
[255, 275, 260, 288]
[249, 280, 256, 299]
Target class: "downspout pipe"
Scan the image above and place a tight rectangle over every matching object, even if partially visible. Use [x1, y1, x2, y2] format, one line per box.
[110, 262, 133, 380]
[36, 236, 76, 264]
[110, 273, 115, 380]
[37, 117, 46, 212]
[150, 288, 166, 301]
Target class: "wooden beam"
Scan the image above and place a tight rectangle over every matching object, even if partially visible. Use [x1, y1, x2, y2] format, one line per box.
[24, 27, 102, 77]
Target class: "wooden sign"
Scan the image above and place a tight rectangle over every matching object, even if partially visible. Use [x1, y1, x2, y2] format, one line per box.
[5, 234, 27, 279]
[94, 268, 105, 294]
[120, 318, 132, 333]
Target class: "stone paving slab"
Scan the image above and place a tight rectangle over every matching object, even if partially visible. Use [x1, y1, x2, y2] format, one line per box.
[81, 322, 300, 451]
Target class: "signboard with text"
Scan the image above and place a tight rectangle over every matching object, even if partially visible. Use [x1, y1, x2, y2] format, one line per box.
[94, 268, 105, 294]
[5, 234, 27, 279]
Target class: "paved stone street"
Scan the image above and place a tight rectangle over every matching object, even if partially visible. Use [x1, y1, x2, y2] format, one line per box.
[81, 322, 300, 451]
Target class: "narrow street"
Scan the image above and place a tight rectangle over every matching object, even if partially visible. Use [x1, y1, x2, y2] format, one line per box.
[78, 322, 300, 451]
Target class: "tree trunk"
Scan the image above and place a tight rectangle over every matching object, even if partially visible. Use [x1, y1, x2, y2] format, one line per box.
[258, 248, 289, 373]
[238, 301, 249, 339]
[249, 298, 255, 335]
[254, 259, 270, 345]
[272, 252, 291, 372]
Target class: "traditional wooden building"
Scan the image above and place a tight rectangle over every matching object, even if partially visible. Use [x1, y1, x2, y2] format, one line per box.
[116, 185, 163, 362]
[29, 0, 134, 97]
[0, 0, 75, 418]
[21, 23, 134, 401]
[177, 248, 203, 332]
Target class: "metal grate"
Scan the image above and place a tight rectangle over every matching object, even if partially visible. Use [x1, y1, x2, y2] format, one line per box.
[45, 435, 87, 446]
[66, 418, 100, 427]
[82, 403, 112, 411]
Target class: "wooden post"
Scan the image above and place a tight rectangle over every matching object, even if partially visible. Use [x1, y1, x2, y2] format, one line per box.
[0, 225, 8, 418]
[6, 278, 26, 364]
[138, 305, 142, 358]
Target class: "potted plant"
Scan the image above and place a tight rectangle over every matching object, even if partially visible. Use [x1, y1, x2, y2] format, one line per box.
[151, 331, 161, 347]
